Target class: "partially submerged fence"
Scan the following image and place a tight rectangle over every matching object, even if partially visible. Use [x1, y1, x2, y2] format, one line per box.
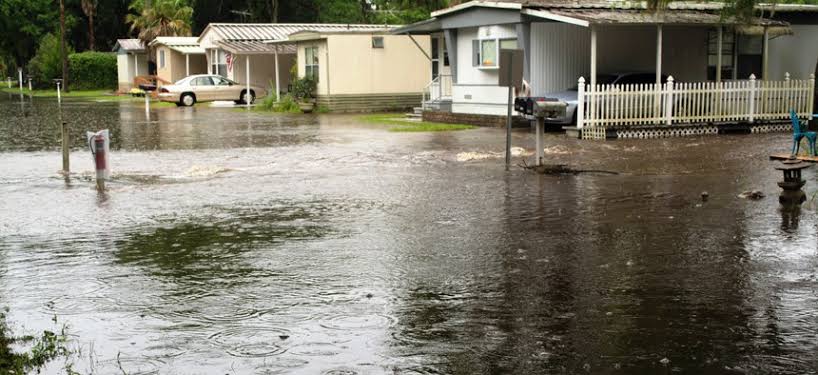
[578, 73, 815, 140]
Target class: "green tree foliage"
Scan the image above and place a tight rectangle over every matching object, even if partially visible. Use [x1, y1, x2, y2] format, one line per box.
[68, 51, 117, 90]
[29, 34, 73, 88]
[0, 0, 62, 66]
[127, 0, 194, 45]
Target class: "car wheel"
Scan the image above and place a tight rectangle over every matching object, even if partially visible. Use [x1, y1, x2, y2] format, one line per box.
[180, 93, 196, 107]
[241, 90, 255, 105]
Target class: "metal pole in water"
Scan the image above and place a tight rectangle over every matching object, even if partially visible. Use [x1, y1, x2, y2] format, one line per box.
[93, 134, 106, 191]
[61, 122, 69, 173]
[144, 91, 150, 115]
[536, 117, 544, 166]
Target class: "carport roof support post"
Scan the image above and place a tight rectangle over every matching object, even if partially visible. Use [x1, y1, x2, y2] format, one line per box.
[246, 55, 250, 106]
[275, 47, 280, 102]
[656, 25, 662, 85]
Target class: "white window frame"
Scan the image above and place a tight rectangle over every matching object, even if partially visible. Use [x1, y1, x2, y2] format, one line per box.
[473, 37, 518, 70]
[210, 49, 227, 77]
[372, 36, 384, 49]
[304, 46, 319, 81]
[159, 49, 166, 69]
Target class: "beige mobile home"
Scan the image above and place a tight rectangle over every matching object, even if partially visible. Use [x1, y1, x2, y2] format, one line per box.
[149, 37, 207, 84]
[197, 23, 394, 101]
[271, 30, 431, 112]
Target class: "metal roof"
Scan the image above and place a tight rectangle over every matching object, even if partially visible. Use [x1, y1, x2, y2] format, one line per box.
[200, 23, 400, 43]
[430, 0, 818, 15]
[113, 39, 145, 52]
[217, 40, 295, 54]
[526, 8, 790, 26]
[149, 37, 206, 54]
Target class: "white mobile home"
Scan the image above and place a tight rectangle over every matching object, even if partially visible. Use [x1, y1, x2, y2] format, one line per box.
[395, 1, 818, 136]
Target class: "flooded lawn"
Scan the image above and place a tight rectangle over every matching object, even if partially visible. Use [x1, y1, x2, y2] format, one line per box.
[1, 93, 817, 374]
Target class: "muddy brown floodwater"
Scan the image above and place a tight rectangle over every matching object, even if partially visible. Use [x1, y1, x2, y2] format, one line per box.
[1, 93, 817, 374]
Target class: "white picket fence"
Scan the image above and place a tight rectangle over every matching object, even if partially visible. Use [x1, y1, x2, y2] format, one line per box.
[577, 73, 815, 139]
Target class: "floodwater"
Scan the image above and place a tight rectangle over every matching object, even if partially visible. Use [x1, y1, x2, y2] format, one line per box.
[1, 92, 817, 375]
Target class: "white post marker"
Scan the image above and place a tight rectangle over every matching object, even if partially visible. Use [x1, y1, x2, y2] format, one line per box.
[28, 78, 32, 91]
[56, 81, 61, 103]
[6, 77, 10, 88]
[665, 76, 674, 126]
[18, 68, 22, 91]
[144, 90, 150, 115]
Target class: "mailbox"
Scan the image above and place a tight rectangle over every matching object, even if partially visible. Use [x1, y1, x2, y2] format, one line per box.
[533, 100, 567, 119]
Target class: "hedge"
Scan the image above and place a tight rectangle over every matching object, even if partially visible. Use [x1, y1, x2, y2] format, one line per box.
[68, 52, 117, 90]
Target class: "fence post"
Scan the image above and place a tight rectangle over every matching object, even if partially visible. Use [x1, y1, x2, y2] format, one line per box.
[785, 72, 791, 114]
[748, 74, 757, 123]
[665, 76, 674, 126]
[809, 74, 815, 119]
[577, 76, 585, 130]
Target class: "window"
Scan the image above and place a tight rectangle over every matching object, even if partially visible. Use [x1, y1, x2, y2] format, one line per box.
[305, 46, 319, 81]
[372, 36, 384, 48]
[159, 50, 166, 69]
[707, 28, 736, 80]
[472, 38, 517, 68]
[210, 49, 227, 77]
[191, 77, 214, 86]
[213, 76, 233, 86]
[431, 38, 440, 79]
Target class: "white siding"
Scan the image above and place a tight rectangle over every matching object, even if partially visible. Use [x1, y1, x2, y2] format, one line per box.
[117, 54, 130, 86]
[529, 22, 590, 95]
[768, 25, 818, 81]
[453, 25, 518, 115]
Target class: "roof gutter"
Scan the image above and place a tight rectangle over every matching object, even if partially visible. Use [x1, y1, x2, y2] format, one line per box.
[521, 9, 589, 27]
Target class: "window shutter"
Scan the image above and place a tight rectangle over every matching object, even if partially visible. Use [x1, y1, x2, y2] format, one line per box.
[472, 40, 479, 66]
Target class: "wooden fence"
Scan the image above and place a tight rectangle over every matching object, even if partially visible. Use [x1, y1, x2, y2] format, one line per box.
[578, 73, 815, 139]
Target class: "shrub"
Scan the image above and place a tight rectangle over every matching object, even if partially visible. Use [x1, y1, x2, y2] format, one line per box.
[28, 34, 69, 88]
[68, 52, 117, 90]
[256, 93, 301, 113]
[292, 77, 316, 101]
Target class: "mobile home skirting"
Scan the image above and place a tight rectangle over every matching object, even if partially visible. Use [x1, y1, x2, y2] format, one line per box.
[316, 93, 422, 112]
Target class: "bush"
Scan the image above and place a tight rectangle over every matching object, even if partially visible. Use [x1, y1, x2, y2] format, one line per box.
[292, 77, 317, 101]
[68, 52, 117, 90]
[28, 34, 69, 88]
[256, 93, 302, 113]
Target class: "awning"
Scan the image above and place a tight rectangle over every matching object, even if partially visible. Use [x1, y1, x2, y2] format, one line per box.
[391, 18, 442, 34]
[522, 8, 792, 35]
[169, 45, 206, 54]
[217, 40, 280, 55]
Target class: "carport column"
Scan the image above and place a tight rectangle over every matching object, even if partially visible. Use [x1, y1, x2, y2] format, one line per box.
[246, 55, 250, 104]
[185, 54, 190, 76]
[133, 53, 138, 78]
[716, 26, 723, 82]
[516, 22, 531, 83]
[762, 27, 769, 80]
[590, 26, 597, 88]
[590, 26, 597, 128]
[274, 47, 281, 102]
[655, 25, 662, 85]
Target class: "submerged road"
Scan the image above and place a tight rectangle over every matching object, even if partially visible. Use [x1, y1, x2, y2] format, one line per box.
[1, 94, 817, 374]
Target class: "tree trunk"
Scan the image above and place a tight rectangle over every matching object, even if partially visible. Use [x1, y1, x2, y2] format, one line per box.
[60, 0, 69, 92]
[88, 14, 95, 51]
[271, 0, 278, 22]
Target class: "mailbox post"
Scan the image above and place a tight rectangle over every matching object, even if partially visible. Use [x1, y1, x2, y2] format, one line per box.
[499, 50, 524, 171]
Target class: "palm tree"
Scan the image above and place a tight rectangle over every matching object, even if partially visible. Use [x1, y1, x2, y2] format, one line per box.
[81, 0, 97, 50]
[126, 0, 194, 46]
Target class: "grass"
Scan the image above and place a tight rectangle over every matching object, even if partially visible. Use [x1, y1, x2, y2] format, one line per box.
[360, 113, 475, 132]
[1, 308, 74, 374]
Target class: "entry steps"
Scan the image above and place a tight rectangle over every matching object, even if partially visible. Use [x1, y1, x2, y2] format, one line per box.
[404, 107, 423, 122]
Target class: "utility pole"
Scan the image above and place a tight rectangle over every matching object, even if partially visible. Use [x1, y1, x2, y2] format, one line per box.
[59, 0, 69, 92]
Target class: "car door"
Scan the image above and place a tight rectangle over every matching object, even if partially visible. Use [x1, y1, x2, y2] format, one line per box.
[190, 76, 216, 101]
[212, 76, 239, 101]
